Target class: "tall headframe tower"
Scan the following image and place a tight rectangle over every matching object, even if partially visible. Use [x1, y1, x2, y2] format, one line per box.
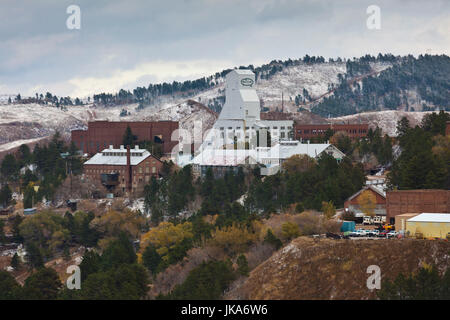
[218, 69, 261, 123]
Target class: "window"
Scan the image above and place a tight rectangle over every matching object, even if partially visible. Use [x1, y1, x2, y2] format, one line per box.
[152, 167, 156, 174]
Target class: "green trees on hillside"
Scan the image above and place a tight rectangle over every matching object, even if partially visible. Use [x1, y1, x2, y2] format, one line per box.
[388, 112, 450, 190]
[245, 154, 364, 213]
[312, 55, 450, 117]
[159, 260, 236, 300]
[378, 265, 450, 300]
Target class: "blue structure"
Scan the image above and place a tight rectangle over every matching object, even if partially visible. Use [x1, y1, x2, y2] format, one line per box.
[24, 208, 37, 215]
[340, 221, 356, 232]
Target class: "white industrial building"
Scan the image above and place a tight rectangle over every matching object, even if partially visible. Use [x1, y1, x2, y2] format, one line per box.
[201, 69, 293, 150]
[179, 69, 345, 176]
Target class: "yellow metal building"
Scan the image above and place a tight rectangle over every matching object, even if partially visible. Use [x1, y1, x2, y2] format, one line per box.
[395, 213, 419, 232]
[406, 213, 450, 239]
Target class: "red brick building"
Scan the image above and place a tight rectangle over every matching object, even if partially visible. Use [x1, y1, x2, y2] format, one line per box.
[83, 145, 163, 196]
[71, 120, 179, 156]
[386, 189, 450, 224]
[294, 123, 369, 140]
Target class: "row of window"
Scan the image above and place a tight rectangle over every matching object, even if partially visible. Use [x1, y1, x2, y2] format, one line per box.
[85, 166, 157, 174]
[296, 129, 367, 134]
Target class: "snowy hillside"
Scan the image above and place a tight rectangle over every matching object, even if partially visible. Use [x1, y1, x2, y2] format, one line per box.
[331, 110, 434, 136]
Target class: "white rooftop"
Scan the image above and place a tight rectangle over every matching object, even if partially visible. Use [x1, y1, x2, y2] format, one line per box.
[192, 149, 257, 166]
[258, 141, 342, 160]
[407, 213, 450, 223]
[84, 145, 152, 166]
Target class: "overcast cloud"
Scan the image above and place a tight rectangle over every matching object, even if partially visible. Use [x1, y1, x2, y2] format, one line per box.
[0, 0, 448, 97]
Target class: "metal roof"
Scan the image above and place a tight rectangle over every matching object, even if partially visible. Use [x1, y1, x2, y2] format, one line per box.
[407, 213, 450, 223]
[84, 146, 152, 166]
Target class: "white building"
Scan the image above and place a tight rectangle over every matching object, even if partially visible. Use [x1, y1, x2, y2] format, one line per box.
[182, 69, 345, 176]
[201, 69, 293, 151]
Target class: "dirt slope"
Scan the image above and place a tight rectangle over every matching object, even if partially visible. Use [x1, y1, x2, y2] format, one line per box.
[226, 237, 450, 300]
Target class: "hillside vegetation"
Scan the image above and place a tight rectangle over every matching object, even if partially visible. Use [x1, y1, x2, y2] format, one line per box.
[225, 237, 450, 300]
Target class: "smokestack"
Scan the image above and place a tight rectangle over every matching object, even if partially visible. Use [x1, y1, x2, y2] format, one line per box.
[126, 145, 132, 192]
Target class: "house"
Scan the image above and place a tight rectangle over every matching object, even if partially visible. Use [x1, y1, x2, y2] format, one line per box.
[344, 185, 386, 218]
[83, 145, 163, 195]
[19, 164, 37, 175]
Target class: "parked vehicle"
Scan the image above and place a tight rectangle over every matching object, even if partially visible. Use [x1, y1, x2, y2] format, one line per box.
[378, 230, 389, 237]
[354, 229, 368, 237]
[373, 216, 382, 225]
[363, 216, 373, 225]
[387, 231, 399, 239]
[326, 232, 341, 239]
[368, 229, 380, 237]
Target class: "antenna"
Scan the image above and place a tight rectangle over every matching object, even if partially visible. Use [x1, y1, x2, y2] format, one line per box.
[281, 91, 284, 113]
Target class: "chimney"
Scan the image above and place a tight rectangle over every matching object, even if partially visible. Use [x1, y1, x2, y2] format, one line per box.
[126, 145, 132, 192]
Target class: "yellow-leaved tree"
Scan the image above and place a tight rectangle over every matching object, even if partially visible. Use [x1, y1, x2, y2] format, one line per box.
[321, 201, 336, 219]
[208, 223, 258, 255]
[139, 221, 193, 261]
[358, 189, 376, 217]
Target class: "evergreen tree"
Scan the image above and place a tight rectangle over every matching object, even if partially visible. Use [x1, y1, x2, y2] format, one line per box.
[122, 125, 137, 147]
[142, 243, 162, 275]
[0, 184, 12, 208]
[21, 267, 62, 300]
[0, 271, 20, 300]
[10, 253, 20, 271]
[236, 254, 249, 276]
[25, 242, 44, 269]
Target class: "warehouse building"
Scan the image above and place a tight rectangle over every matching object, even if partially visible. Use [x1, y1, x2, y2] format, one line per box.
[72, 120, 179, 156]
[344, 185, 386, 218]
[294, 123, 369, 140]
[395, 213, 419, 234]
[386, 189, 450, 224]
[405, 213, 450, 239]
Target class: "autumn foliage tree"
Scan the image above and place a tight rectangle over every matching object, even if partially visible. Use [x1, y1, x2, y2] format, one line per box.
[358, 189, 376, 217]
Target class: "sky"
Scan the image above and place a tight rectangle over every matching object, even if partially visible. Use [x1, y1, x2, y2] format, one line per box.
[0, 0, 449, 98]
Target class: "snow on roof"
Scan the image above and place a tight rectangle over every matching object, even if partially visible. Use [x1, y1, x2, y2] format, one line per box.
[84, 146, 152, 166]
[346, 185, 386, 202]
[407, 213, 450, 223]
[259, 142, 338, 160]
[192, 149, 257, 166]
[232, 69, 254, 75]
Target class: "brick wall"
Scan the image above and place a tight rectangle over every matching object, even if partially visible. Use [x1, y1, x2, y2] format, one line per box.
[294, 123, 369, 140]
[72, 121, 179, 155]
[386, 189, 450, 224]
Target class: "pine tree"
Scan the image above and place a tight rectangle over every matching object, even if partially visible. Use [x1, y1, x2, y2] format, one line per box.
[122, 125, 137, 147]
[10, 253, 20, 271]
[26, 242, 44, 269]
[236, 254, 249, 276]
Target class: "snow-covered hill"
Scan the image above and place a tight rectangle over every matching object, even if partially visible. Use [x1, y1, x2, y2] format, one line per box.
[331, 110, 434, 136]
[0, 58, 441, 154]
